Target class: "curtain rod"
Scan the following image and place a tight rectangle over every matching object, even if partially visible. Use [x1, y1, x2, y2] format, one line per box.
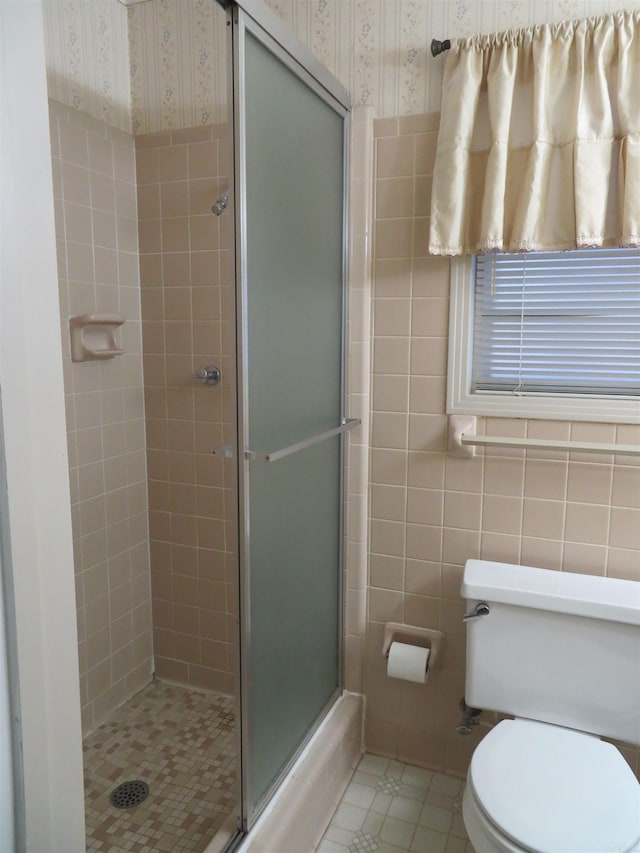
[431, 39, 451, 57]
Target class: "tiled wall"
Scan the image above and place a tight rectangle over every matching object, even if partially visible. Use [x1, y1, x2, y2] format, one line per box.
[136, 124, 237, 695]
[365, 113, 640, 777]
[50, 100, 152, 735]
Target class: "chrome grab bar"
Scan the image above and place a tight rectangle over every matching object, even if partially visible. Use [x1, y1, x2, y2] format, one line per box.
[246, 418, 361, 463]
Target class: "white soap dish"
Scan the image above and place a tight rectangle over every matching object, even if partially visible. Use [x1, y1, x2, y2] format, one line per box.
[69, 313, 125, 362]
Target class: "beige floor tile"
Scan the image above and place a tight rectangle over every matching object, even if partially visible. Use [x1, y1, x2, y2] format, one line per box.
[318, 754, 468, 853]
[83, 679, 236, 852]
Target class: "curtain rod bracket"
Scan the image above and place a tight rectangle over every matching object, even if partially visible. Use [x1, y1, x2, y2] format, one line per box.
[431, 38, 451, 57]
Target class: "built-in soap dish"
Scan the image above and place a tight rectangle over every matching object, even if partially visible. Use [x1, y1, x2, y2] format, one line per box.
[69, 313, 125, 362]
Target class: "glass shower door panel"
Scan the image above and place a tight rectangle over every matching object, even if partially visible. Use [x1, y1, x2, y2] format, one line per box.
[248, 439, 340, 805]
[241, 28, 345, 813]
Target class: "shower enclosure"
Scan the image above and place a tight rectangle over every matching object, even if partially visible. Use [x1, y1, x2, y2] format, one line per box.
[231, 3, 351, 824]
[46, 0, 351, 845]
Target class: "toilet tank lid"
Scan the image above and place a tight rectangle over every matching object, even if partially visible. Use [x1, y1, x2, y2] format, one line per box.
[461, 560, 640, 625]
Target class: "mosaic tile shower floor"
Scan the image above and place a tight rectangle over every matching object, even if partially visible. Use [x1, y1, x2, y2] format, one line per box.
[317, 755, 474, 853]
[83, 680, 236, 852]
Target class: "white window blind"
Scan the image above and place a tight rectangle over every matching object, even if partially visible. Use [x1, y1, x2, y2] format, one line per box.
[472, 249, 640, 397]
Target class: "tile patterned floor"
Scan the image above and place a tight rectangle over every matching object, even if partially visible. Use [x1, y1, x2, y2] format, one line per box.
[83, 679, 237, 853]
[317, 755, 474, 853]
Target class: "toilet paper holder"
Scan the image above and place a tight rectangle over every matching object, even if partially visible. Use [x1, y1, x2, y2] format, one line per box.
[382, 623, 444, 669]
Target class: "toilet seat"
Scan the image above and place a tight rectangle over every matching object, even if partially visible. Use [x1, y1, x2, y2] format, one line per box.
[467, 718, 640, 853]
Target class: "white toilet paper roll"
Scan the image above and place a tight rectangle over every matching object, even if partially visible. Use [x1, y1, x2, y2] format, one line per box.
[386, 641, 430, 684]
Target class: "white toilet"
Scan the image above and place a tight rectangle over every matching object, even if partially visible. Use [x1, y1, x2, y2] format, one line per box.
[460, 559, 640, 853]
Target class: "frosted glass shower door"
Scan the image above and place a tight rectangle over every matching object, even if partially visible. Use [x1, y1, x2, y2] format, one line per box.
[233, 6, 350, 825]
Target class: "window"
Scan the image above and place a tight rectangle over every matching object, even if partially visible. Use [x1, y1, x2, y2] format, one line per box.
[447, 249, 640, 424]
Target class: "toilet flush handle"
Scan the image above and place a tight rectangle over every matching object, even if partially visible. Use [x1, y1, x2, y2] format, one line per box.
[463, 602, 490, 622]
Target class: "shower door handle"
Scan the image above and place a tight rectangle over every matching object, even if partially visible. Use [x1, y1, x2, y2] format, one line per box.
[246, 418, 361, 463]
[211, 444, 233, 458]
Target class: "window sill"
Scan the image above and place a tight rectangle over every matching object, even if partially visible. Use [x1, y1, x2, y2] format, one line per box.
[447, 388, 640, 425]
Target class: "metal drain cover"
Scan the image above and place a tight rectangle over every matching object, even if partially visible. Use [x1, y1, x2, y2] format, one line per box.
[109, 780, 149, 809]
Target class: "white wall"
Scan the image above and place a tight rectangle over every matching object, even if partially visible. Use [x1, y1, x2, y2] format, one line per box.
[0, 2, 85, 849]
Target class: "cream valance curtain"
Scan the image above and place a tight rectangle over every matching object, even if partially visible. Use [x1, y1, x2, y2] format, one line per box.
[428, 9, 640, 255]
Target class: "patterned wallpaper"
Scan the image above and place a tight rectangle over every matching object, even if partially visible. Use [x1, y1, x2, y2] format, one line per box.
[43, 0, 640, 132]
[43, 0, 132, 132]
[128, 0, 228, 133]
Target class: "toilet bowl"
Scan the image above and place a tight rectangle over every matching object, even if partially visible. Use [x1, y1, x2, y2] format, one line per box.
[462, 719, 640, 853]
[459, 560, 640, 853]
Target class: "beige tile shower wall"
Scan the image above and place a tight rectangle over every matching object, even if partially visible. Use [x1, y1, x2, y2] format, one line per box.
[50, 99, 152, 736]
[366, 114, 640, 778]
[136, 125, 237, 695]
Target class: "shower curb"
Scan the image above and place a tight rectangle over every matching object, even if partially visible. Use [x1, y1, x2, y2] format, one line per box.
[231, 693, 363, 853]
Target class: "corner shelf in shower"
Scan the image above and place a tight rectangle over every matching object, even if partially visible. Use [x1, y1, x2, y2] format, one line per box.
[69, 313, 125, 362]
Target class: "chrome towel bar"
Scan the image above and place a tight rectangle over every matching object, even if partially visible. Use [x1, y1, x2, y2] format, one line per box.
[461, 433, 640, 457]
[448, 415, 640, 458]
[246, 418, 361, 463]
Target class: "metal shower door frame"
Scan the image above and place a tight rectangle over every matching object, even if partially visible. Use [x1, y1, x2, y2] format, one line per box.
[222, 0, 351, 833]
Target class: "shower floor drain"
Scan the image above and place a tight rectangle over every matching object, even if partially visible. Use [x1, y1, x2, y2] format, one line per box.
[109, 780, 149, 809]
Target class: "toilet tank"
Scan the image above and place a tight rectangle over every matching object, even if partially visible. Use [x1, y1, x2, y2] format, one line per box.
[461, 560, 640, 745]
